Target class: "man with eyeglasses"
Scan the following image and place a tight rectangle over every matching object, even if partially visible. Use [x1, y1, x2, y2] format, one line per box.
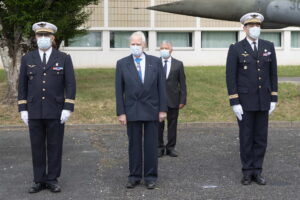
[18, 22, 76, 193]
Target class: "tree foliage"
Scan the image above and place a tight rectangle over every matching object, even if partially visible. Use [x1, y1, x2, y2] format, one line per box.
[0, 0, 98, 50]
[0, 0, 99, 103]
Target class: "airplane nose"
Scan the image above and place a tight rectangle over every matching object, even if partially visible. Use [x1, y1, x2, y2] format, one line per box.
[147, 0, 254, 21]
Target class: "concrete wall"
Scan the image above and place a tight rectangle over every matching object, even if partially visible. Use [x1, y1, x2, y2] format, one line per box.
[61, 29, 300, 68]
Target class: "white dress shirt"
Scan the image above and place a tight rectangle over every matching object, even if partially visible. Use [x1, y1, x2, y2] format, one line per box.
[247, 37, 258, 51]
[133, 53, 146, 83]
[162, 57, 172, 79]
[38, 47, 52, 64]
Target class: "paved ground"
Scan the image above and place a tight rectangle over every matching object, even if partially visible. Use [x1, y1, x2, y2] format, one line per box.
[0, 124, 300, 200]
[279, 77, 300, 84]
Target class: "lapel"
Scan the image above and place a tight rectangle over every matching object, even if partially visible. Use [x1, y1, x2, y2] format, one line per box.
[126, 55, 143, 86]
[258, 39, 265, 59]
[242, 38, 257, 59]
[45, 48, 58, 71]
[167, 58, 176, 80]
[32, 49, 43, 67]
[143, 53, 154, 88]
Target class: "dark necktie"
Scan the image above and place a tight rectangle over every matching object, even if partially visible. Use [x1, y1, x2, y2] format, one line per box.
[135, 58, 143, 83]
[43, 53, 47, 66]
[163, 60, 168, 75]
[253, 42, 258, 57]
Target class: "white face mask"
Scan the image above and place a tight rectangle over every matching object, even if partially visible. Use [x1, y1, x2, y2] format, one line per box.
[249, 26, 261, 40]
[130, 45, 143, 57]
[37, 37, 52, 50]
[160, 49, 170, 59]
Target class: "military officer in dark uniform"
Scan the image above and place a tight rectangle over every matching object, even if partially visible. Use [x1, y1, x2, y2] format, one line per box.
[226, 13, 278, 185]
[18, 22, 76, 193]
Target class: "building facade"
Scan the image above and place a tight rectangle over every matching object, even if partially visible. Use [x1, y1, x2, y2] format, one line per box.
[1, 0, 300, 68]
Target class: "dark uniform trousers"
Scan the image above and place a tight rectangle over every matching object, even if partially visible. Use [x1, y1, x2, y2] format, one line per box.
[18, 48, 76, 184]
[29, 119, 64, 184]
[237, 111, 269, 176]
[226, 38, 278, 176]
[159, 107, 179, 151]
[127, 121, 158, 182]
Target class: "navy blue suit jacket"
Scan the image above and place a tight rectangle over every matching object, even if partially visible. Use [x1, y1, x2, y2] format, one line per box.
[226, 38, 278, 111]
[115, 53, 167, 121]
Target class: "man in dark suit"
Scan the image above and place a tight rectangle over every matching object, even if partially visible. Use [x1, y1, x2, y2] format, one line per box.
[158, 41, 187, 158]
[18, 22, 76, 193]
[115, 31, 167, 189]
[226, 13, 278, 185]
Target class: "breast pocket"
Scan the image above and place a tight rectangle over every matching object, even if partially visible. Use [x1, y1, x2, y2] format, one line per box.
[239, 56, 250, 64]
[27, 71, 36, 80]
[239, 57, 250, 71]
[52, 70, 65, 76]
[263, 56, 272, 62]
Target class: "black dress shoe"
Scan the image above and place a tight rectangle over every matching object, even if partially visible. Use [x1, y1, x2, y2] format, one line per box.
[166, 149, 178, 157]
[46, 183, 61, 193]
[241, 175, 252, 185]
[145, 181, 156, 189]
[126, 181, 140, 189]
[28, 183, 46, 193]
[158, 149, 165, 157]
[253, 174, 266, 185]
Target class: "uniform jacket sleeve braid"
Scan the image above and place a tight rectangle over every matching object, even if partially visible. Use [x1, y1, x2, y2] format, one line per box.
[270, 43, 278, 102]
[63, 55, 76, 111]
[18, 56, 28, 112]
[226, 44, 240, 106]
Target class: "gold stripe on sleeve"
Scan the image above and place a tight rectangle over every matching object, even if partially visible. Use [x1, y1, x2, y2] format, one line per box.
[229, 94, 239, 100]
[65, 99, 75, 104]
[18, 100, 27, 105]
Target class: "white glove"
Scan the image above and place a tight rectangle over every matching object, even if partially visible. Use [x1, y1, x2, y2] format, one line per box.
[60, 110, 72, 124]
[269, 102, 277, 115]
[20, 111, 29, 126]
[232, 104, 244, 121]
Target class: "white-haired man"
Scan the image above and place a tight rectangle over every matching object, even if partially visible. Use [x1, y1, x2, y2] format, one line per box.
[115, 31, 167, 189]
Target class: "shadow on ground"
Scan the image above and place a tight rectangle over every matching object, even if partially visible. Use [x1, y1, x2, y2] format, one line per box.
[0, 124, 299, 200]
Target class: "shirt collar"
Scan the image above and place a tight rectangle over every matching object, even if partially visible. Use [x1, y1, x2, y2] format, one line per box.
[132, 53, 145, 62]
[246, 37, 258, 46]
[39, 47, 53, 56]
[163, 56, 172, 63]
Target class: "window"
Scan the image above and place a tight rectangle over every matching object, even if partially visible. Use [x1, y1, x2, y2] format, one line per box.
[65, 31, 101, 47]
[157, 32, 193, 47]
[110, 31, 148, 48]
[291, 31, 300, 48]
[260, 32, 281, 47]
[201, 31, 238, 48]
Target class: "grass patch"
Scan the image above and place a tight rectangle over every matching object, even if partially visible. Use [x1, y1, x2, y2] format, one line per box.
[1, 66, 300, 125]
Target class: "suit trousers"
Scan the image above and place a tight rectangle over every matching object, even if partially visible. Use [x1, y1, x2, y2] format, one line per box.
[158, 107, 179, 150]
[28, 119, 64, 184]
[237, 111, 269, 176]
[127, 121, 158, 182]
